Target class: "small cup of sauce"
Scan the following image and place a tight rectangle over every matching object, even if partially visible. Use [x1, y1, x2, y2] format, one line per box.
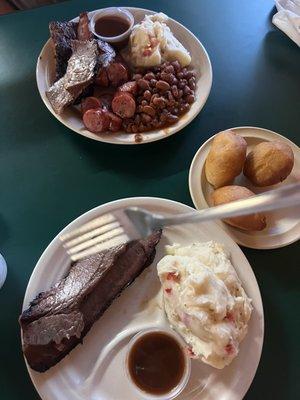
[126, 328, 191, 400]
[90, 7, 134, 48]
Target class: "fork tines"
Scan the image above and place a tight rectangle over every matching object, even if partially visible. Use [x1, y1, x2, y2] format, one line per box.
[60, 213, 129, 261]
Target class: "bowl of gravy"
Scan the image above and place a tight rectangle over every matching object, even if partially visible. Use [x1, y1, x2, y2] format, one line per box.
[90, 7, 134, 47]
[125, 328, 191, 399]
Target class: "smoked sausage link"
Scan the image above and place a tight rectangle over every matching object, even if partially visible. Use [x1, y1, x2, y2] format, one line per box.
[107, 63, 128, 87]
[95, 68, 109, 87]
[83, 108, 110, 133]
[81, 97, 101, 115]
[106, 111, 122, 132]
[112, 92, 136, 118]
[118, 81, 138, 95]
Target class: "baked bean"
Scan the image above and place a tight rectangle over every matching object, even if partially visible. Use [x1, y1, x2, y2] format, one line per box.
[142, 105, 156, 117]
[141, 100, 148, 106]
[141, 113, 152, 123]
[167, 114, 179, 123]
[150, 79, 157, 87]
[143, 90, 152, 101]
[156, 80, 170, 91]
[171, 60, 181, 72]
[171, 85, 179, 98]
[188, 77, 196, 90]
[165, 65, 175, 74]
[152, 96, 166, 108]
[131, 124, 138, 133]
[160, 72, 174, 83]
[179, 103, 190, 114]
[177, 71, 184, 79]
[184, 86, 192, 95]
[137, 79, 150, 90]
[185, 94, 195, 104]
[177, 89, 183, 98]
[144, 72, 156, 81]
[178, 80, 185, 89]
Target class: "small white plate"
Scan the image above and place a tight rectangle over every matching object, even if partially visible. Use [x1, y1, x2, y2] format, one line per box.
[189, 126, 300, 249]
[36, 7, 212, 145]
[22, 197, 263, 400]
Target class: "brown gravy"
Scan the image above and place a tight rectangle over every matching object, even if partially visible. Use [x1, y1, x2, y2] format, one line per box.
[128, 331, 185, 395]
[94, 15, 130, 37]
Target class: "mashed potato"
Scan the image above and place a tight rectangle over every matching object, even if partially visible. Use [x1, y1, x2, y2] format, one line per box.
[129, 13, 191, 68]
[157, 242, 252, 369]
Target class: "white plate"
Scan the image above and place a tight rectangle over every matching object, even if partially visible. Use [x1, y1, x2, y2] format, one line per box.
[22, 197, 264, 400]
[189, 126, 300, 249]
[36, 7, 212, 145]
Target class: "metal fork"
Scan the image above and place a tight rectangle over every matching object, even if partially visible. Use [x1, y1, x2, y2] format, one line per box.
[60, 182, 300, 261]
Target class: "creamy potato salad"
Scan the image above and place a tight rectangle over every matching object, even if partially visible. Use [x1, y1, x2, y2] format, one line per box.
[129, 13, 191, 67]
[157, 241, 252, 369]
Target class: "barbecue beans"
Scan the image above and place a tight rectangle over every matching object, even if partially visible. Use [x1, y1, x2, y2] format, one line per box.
[122, 61, 196, 133]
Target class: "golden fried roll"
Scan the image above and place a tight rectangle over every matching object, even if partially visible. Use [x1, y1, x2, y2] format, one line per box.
[212, 185, 267, 231]
[244, 141, 294, 187]
[205, 130, 247, 188]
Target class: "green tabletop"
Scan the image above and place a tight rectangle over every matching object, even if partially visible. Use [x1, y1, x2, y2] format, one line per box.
[0, 0, 299, 399]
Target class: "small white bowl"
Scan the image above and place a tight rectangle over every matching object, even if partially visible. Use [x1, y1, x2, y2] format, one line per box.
[90, 7, 134, 44]
[125, 327, 191, 400]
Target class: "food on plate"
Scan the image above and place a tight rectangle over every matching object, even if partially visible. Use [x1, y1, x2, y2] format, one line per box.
[205, 130, 247, 188]
[243, 140, 294, 187]
[77, 12, 93, 41]
[129, 13, 191, 68]
[112, 91, 136, 118]
[46, 40, 98, 114]
[212, 185, 267, 231]
[49, 21, 77, 80]
[81, 96, 102, 114]
[19, 231, 162, 372]
[122, 61, 196, 133]
[157, 242, 252, 369]
[45, 10, 197, 137]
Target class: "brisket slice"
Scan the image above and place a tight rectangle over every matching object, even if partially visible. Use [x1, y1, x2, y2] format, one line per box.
[49, 21, 77, 81]
[20, 230, 162, 372]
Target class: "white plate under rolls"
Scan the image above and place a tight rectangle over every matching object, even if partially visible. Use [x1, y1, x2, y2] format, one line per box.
[36, 7, 212, 145]
[22, 197, 264, 400]
[189, 126, 300, 249]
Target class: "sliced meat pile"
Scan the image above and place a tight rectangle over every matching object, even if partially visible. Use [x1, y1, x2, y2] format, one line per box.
[46, 40, 98, 114]
[49, 21, 77, 81]
[19, 231, 162, 372]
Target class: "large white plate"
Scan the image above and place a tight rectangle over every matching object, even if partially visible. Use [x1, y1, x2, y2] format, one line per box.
[22, 197, 264, 400]
[36, 7, 212, 145]
[189, 126, 300, 249]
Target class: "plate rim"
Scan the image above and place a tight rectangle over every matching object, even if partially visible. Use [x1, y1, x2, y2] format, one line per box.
[188, 126, 300, 249]
[21, 196, 264, 400]
[36, 7, 213, 145]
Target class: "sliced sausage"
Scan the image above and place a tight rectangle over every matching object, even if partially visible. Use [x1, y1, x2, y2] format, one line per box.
[112, 92, 136, 118]
[77, 12, 93, 41]
[83, 108, 110, 133]
[107, 62, 128, 86]
[106, 111, 122, 132]
[95, 68, 109, 87]
[81, 97, 101, 115]
[118, 81, 138, 95]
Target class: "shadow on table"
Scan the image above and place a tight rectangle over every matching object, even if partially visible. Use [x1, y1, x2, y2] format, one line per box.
[67, 113, 211, 180]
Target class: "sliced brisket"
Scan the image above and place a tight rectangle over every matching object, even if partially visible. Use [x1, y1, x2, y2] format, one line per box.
[20, 231, 162, 372]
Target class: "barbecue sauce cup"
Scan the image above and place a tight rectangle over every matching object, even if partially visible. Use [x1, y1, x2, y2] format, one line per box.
[125, 328, 191, 400]
[90, 7, 134, 48]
